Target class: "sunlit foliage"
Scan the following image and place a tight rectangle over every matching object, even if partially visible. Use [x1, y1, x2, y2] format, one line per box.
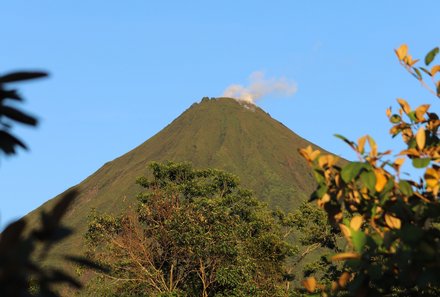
[299, 45, 440, 296]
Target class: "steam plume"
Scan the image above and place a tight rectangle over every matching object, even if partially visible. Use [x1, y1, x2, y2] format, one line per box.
[222, 71, 297, 104]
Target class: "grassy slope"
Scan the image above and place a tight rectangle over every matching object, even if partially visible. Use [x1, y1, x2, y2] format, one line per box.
[26, 97, 333, 262]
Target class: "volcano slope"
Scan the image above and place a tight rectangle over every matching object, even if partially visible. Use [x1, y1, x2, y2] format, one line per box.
[26, 97, 336, 260]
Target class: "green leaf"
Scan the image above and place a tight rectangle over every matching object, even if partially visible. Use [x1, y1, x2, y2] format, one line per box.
[370, 233, 383, 246]
[313, 169, 325, 184]
[390, 114, 401, 123]
[407, 111, 417, 122]
[407, 138, 417, 149]
[398, 180, 413, 196]
[419, 67, 431, 76]
[425, 47, 439, 66]
[360, 170, 376, 192]
[381, 178, 395, 195]
[412, 158, 430, 168]
[413, 67, 422, 79]
[312, 184, 328, 200]
[341, 162, 365, 183]
[351, 230, 367, 252]
[334, 134, 355, 149]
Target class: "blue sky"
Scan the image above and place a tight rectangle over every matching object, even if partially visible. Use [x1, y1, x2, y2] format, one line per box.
[1, 1, 439, 227]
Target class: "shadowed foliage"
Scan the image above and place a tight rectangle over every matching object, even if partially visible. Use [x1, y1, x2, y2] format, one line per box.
[0, 71, 106, 296]
[0, 71, 45, 156]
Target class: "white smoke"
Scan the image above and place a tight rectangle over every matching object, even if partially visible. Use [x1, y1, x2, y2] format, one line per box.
[222, 71, 297, 104]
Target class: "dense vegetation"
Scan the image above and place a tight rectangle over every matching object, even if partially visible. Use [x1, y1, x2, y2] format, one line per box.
[300, 45, 440, 296]
[84, 161, 296, 296]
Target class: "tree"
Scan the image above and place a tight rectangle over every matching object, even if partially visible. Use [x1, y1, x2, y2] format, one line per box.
[299, 45, 440, 296]
[85, 161, 296, 297]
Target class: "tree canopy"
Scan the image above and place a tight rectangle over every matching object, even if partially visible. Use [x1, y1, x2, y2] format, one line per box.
[85, 161, 296, 297]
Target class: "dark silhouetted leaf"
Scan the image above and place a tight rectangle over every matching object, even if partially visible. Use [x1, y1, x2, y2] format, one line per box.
[49, 190, 77, 224]
[48, 269, 82, 288]
[0, 130, 27, 154]
[0, 219, 26, 249]
[0, 71, 48, 83]
[33, 190, 77, 241]
[64, 255, 109, 272]
[1, 106, 37, 126]
[0, 90, 22, 101]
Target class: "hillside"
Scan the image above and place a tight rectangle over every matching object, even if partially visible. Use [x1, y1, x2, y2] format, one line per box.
[26, 97, 334, 259]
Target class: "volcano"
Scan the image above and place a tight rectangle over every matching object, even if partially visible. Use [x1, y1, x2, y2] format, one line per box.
[27, 97, 333, 257]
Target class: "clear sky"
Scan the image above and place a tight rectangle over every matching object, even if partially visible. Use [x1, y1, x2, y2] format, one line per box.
[1, 1, 439, 227]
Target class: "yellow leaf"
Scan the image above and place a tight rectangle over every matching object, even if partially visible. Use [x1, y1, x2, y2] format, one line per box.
[334, 211, 343, 222]
[404, 55, 418, 66]
[399, 148, 421, 158]
[431, 65, 440, 76]
[386, 107, 392, 118]
[397, 98, 411, 114]
[416, 127, 426, 150]
[332, 252, 360, 261]
[311, 149, 320, 161]
[322, 193, 331, 203]
[402, 127, 414, 143]
[410, 58, 419, 66]
[367, 136, 377, 158]
[425, 168, 439, 188]
[318, 193, 331, 207]
[358, 136, 367, 154]
[338, 272, 351, 288]
[339, 223, 352, 241]
[374, 169, 387, 192]
[394, 157, 405, 168]
[395, 44, 408, 60]
[299, 146, 320, 163]
[302, 277, 316, 293]
[385, 214, 401, 229]
[350, 215, 363, 231]
[415, 104, 430, 122]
